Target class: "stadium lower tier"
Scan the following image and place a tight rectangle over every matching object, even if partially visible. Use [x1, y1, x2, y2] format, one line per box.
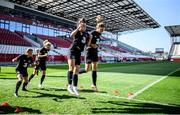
[0, 53, 66, 62]
[0, 44, 156, 64]
[170, 56, 180, 62]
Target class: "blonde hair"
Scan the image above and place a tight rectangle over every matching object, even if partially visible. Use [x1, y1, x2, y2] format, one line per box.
[96, 15, 105, 28]
[43, 40, 49, 45]
[43, 40, 51, 46]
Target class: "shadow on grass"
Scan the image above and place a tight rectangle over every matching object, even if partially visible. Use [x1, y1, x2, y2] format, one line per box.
[0, 106, 41, 114]
[0, 72, 15, 74]
[98, 62, 180, 76]
[23, 90, 86, 100]
[32, 87, 67, 92]
[0, 77, 16, 80]
[47, 75, 67, 78]
[80, 89, 107, 94]
[169, 70, 180, 77]
[0, 74, 5, 76]
[92, 100, 180, 114]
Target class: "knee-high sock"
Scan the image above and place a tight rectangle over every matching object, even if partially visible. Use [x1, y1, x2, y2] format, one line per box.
[92, 71, 97, 86]
[22, 82, 28, 90]
[37, 70, 39, 75]
[73, 74, 78, 87]
[79, 68, 86, 74]
[67, 71, 73, 85]
[15, 81, 22, 93]
[40, 75, 46, 85]
[29, 74, 35, 82]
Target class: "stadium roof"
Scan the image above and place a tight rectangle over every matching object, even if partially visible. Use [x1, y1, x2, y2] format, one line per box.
[165, 25, 180, 37]
[5, 0, 160, 33]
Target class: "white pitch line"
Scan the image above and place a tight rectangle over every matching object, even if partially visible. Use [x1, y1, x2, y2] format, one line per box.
[98, 93, 179, 107]
[128, 68, 180, 99]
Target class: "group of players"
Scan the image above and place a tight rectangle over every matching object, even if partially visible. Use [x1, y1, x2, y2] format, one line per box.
[13, 15, 105, 97]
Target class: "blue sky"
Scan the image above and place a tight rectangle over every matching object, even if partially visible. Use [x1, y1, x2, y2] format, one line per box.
[118, 0, 180, 52]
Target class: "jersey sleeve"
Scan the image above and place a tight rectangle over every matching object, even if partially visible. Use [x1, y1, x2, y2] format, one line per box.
[30, 57, 34, 64]
[16, 55, 23, 61]
[39, 48, 44, 55]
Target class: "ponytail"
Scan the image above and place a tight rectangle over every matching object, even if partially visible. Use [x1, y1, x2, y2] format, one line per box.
[96, 15, 105, 28]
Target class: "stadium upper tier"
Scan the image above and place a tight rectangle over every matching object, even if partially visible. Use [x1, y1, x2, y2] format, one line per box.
[165, 25, 180, 62]
[0, 26, 142, 54]
[0, 0, 160, 33]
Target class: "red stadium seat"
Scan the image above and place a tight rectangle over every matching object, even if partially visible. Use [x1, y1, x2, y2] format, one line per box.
[34, 34, 71, 48]
[0, 28, 32, 46]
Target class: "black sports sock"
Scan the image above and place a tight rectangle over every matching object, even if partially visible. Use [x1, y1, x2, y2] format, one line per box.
[79, 68, 86, 74]
[92, 71, 97, 86]
[22, 82, 28, 90]
[67, 71, 73, 85]
[37, 71, 39, 75]
[29, 74, 35, 82]
[15, 81, 22, 93]
[73, 74, 78, 87]
[40, 75, 46, 85]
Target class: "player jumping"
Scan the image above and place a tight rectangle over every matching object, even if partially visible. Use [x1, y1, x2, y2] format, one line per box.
[67, 18, 91, 96]
[79, 15, 105, 92]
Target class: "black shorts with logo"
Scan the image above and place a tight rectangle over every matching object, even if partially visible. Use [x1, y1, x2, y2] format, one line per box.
[16, 68, 28, 77]
[86, 48, 98, 64]
[68, 50, 81, 65]
[35, 62, 46, 71]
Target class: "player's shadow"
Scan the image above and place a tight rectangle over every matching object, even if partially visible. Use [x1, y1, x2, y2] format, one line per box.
[92, 100, 180, 114]
[0, 72, 15, 74]
[80, 89, 107, 94]
[47, 75, 67, 78]
[25, 90, 86, 100]
[0, 77, 16, 80]
[0, 74, 5, 76]
[32, 87, 67, 92]
[169, 70, 180, 77]
[0, 106, 41, 114]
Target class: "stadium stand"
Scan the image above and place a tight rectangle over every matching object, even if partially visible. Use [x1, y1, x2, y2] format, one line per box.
[0, 0, 160, 64]
[0, 28, 32, 46]
[0, 14, 32, 25]
[165, 25, 180, 62]
[34, 34, 71, 48]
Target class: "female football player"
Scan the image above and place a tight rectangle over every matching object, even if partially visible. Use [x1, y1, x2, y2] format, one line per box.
[28, 40, 51, 88]
[79, 15, 105, 92]
[28, 49, 39, 83]
[12, 48, 34, 97]
[67, 18, 91, 96]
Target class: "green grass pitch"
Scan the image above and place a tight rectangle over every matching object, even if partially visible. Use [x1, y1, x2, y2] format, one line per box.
[0, 61, 180, 114]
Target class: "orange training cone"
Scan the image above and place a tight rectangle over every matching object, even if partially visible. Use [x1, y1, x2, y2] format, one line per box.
[1, 102, 9, 107]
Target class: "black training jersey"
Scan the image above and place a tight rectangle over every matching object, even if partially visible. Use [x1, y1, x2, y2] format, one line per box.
[70, 31, 89, 52]
[38, 47, 49, 63]
[16, 54, 33, 70]
[90, 31, 101, 45]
